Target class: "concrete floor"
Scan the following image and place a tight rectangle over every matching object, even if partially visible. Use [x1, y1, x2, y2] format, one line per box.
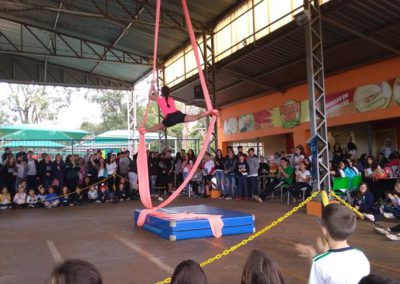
[1, 198, 399, 284]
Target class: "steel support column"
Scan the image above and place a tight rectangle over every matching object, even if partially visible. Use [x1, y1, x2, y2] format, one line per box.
[202, 30, 217, 154]
[127, 88, 137, 158]
[157, 68, 168, 152]
[304, 0, 330, 191]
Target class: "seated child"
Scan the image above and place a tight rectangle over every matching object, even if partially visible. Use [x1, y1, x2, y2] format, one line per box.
[36, 185, 47, 208]
[295, 204, 370, 284]
[26, 188, 38, 208]
[98, 183, 110, 203]
[74, 186, 85, 205]
[373, 224, 400, 241]
[0, 186, 12, 209]
[171, 260, 207, 284]
[51, 259, 102, 284]
[241, 250, 284, 284]
[45, 186, 60, 208]
[352, 183, 381, 222]
[88, 186, 99, 203]
[115, 181, 128, 202]
[59, 186, 74, 207]
[379, 180, 400, 219]
[13, 185, 27, 208]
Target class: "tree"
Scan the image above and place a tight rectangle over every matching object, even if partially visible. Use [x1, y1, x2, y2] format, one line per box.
[7, 84, 71, 124]
[0, 108, 9, 125]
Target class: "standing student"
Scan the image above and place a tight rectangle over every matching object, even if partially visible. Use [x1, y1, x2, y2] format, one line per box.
[15, 155, 27, 191]
[247, 148, 260, 202]
[164, 150, 174, 195]
[65, 155, 79, 193]
[26, 151, 38, 192]
[214, 149, 226, 198]
[201, 152, 215, 198]
[224, 149, 237, 200]
[148, 152, 159, 195]
[174, 152, 183, 189]
[52, 154, 65, 189]
[236, 154, 249, 200]
[39, 154, 53, 189]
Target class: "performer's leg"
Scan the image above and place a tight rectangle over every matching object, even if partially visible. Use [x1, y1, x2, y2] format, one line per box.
[146, 123, 166, 133]
[184, 109, 218, 123]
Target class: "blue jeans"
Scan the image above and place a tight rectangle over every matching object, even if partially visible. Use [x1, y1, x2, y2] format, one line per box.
[226, 174, 236, 198]
[248, 176, 258, 197]
[237, 175, 248, 198]
[215, 170, 225, 194]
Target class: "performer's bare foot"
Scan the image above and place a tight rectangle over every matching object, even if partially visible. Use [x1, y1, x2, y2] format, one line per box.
[206, 109, 219, 117]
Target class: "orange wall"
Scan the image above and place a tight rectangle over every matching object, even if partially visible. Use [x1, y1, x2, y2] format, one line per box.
[218, 57, 400, 149]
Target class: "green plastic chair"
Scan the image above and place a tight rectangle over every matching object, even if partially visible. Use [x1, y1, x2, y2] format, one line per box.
[350, 175, 362, 191]
[333, 177, 351, 200]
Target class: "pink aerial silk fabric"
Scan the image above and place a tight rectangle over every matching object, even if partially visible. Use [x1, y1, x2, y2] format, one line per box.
[136, 0, 223, 238]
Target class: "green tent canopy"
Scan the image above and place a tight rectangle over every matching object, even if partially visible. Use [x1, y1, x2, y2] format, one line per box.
[2, 140, 65, 149]
[0, 124, 89, 140]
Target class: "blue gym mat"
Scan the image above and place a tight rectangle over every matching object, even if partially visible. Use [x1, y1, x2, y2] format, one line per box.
[134, 205, 256, 241]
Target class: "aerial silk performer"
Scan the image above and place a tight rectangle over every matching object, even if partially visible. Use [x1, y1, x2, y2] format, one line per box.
[136, 0, 223, 238]
[145, 86, 217, 133]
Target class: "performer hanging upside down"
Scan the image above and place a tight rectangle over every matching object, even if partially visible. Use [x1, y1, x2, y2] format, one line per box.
[143, 86, 217, 133]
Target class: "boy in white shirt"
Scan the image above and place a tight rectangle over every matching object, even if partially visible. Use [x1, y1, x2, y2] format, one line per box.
[201, 152, 215, 198]
[296, 204, 370, 284]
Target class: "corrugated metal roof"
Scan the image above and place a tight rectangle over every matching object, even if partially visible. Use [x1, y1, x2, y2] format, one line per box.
[0, 0, 242, 84]
[171, 0, 400, 107]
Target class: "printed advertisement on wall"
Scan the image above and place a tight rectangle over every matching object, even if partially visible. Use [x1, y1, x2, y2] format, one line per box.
[223, 76, 400, 136]
[223, 100, 309, 135]
[326, 76, 400, 117]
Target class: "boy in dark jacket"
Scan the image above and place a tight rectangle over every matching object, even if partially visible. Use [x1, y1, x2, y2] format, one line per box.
[236, 154, 249, 200]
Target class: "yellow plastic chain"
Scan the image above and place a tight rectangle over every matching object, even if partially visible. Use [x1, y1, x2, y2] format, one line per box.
[156, 190, 320, 284]
[329, 190, 364, 219]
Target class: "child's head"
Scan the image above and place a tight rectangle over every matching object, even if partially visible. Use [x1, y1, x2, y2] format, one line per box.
[359, 274, 397, 284]
[28, 189, 35, 196]
[76, 187, 81, 194]
[17, 185, 25, 194]
[62, 186, 69, 194]
[248, 148, 255, 157]
[48, 186, 55, 194]
[359, 182, 368, 194]
[89, 186, 95, 192]
[394, 180, 400, 194]
[1, 187, 8, 194]
[38, 185, 46, 194]
[19, 180, 27, 189]
[171, 260, 207, 284]
[238, 154, 245, 162]
[321, 204, 356, 242]
[84, 176, 90, 185]
[204, 152, 211, 161]
[51, 259, 102, 284]
[241, 250, 284, 284]
[299, 161, 306, 171]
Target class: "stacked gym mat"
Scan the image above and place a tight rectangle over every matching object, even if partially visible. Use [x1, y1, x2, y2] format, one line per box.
[134, 205, 255, 241]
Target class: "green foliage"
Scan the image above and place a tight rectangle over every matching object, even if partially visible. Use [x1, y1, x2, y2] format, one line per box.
[6, 84, 71, 124]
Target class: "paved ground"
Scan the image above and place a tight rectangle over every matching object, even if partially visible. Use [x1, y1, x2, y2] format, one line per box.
[1, 198, 399, 284]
